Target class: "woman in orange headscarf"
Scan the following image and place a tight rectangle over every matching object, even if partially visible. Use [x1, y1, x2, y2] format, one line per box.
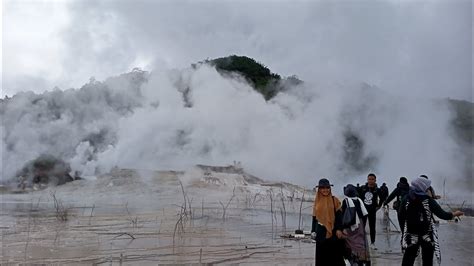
[311, 178, 345, 266]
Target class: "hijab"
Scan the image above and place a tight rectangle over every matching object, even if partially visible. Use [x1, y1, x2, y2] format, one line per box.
[313, 188, 341, 238]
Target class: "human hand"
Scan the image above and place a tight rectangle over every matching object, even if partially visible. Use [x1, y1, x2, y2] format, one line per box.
[311, 232, 316, 240]
[336, 230, 346, 239]
[452, 210, 464, 217]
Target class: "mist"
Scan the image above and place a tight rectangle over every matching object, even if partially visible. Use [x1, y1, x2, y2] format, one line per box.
[3, 1, 472, 101]
[1, 63, 470, 197]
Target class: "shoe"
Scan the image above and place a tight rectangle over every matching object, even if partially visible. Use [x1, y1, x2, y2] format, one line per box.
[370, 243, 378, 250]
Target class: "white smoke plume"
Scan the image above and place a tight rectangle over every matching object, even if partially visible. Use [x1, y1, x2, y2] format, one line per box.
[0, 64, 471, 197]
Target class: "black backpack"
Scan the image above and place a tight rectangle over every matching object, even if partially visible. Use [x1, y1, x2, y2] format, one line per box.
[405, 198, 430, 234]
[341, 199, 357, 228]
[393, 192, 408, 211]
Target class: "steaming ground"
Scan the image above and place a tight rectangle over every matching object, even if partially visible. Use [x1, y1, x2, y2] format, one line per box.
[1, 167, 472, 265]
[1, 65, 471, 196]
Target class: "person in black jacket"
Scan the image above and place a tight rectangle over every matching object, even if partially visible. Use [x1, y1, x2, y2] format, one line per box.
[383, 177, 410, 232]
[379, 183, 389, 204]
[311, 178, 345, 266]
[400, 177, 463, 266]
[359, 173, 382, 249]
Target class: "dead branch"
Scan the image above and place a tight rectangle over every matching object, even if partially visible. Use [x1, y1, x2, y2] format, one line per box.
[88, 204, 95, 225]
[280, 187, 286, 229]
[219, 187, 236, 221]
[113, 232, 136, 239]
[178, 180, 188, 217]
[298, 190, 305, 230]
[173, 203, 187, 246]
[125, 202, 138, 228]
[51, 191, 69, 221]
[268, 189, 274, 231]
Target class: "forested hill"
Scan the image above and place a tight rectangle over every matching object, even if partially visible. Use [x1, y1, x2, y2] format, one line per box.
[195, 55, 301, 100]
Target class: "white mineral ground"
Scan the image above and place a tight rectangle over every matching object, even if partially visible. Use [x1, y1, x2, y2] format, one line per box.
[1, 167, 472, 265]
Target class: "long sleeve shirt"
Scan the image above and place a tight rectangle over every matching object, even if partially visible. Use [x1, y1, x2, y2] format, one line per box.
[359, 184, 381, 211]
[399, 195, 454, 224]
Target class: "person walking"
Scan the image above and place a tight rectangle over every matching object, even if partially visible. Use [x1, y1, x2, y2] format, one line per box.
[400, 176, 464, 266]
[379, 183, 389, 204]
[420, 174, 441, 224]
[311, 178, 345, 266]
[383, 177, 410, 232]
[356, 183, 362, 197]
[359, 173, 382, 249]
[341, 184, 370, 266]
[420, 175, 441, 199]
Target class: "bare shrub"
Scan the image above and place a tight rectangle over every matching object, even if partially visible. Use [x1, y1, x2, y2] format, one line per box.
[298, 190, 305, 231]
[51, 191, 69, 221]
[219, 187, 236, 221]
[125, 203, 139, 228]
[279, 187, 286, 229]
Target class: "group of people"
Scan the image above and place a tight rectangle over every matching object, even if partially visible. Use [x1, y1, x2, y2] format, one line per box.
[311, 173, 464, 266]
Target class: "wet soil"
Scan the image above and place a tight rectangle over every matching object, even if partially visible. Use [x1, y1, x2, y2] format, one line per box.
[1, 171, 472, 265]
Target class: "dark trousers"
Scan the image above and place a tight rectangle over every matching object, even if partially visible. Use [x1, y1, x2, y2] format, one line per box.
[367, 210, 376, 244]
[397, 211, 404, 233]
[316, 236, 345, 266]
[402, 238, 434, 266]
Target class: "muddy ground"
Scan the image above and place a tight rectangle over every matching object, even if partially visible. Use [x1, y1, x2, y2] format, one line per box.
[1, 169, 472, 265]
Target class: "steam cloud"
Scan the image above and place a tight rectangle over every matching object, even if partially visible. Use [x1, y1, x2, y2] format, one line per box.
[0, 65, 470, 196]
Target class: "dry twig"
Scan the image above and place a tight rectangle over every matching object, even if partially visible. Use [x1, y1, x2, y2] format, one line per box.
[219, 187, 236, 221]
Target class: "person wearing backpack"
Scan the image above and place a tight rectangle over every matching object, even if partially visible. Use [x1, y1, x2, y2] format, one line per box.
[341, 184, 370, 266]
[311, 178, 345, 266]
[399, 176, 464, 266]
[359, 173, 382, 249]
[379, 183, 389, 204]
[383, 177, 410, 232]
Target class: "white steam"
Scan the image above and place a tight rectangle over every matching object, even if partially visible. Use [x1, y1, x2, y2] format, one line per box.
[0, 65, 469, 196]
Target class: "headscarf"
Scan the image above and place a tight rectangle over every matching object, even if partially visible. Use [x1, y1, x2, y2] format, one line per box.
[343, 184, 368, 230]
[399, 177, 408, 185]
[411, 176, 431, 196]
[344, 184, 358, 197]
[313, 188, 341, 238]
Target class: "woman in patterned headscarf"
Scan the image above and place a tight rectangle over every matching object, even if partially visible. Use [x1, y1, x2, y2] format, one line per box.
[400, 176, 464, 266]
[311, 178, 345, 266]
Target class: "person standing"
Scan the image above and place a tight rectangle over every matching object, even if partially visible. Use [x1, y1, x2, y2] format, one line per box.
[359, 173, 382, 249]
[383, 177, 410, 232]
[400, 176, 463, 266]
[341, 184, 370, 266]
[311, 178, 345, 266]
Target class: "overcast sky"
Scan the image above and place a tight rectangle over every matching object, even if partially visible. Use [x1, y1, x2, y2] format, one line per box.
[2, 0, 472, 100]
